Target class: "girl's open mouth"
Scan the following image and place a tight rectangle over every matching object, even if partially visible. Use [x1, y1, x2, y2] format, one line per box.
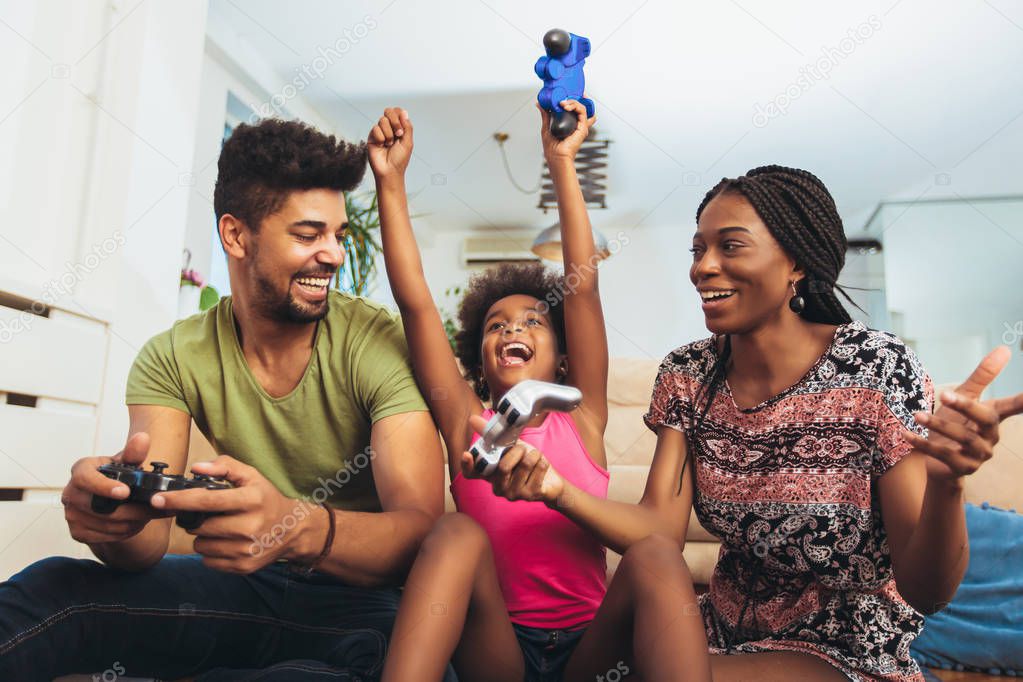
[498, 341, 534, 367]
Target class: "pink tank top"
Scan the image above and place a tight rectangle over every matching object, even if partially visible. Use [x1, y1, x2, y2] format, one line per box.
[451, 409, 609, 629]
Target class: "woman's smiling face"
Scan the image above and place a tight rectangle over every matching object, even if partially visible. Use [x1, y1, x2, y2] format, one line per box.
[690, 191, 803, 335]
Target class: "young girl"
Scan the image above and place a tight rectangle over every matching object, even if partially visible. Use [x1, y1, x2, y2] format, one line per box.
[368, 102, 613, 682]
[521, 165, 1021, 682]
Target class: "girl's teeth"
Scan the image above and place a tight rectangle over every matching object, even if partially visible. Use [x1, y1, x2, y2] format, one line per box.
[501, 343, 532, 362]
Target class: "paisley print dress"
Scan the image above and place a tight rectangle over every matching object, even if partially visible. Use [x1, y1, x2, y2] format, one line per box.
[644, 321, 933, 681]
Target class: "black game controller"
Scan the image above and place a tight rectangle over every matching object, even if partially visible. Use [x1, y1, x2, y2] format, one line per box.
[91, 461, 231, 530]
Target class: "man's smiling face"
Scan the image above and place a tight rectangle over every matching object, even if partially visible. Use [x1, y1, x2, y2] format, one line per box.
[244, 188, 349, 324]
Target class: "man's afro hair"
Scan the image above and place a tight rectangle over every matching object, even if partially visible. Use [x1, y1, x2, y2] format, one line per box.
[213, 118, 367, 229]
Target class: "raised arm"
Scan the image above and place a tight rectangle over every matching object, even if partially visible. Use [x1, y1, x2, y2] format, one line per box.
[539, 101, 609, 440]
[368, 107, 482, 466]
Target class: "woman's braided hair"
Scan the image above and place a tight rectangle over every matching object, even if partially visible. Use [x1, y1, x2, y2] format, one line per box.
[696, 164, 854, 326]
[686, 165, 859, 490]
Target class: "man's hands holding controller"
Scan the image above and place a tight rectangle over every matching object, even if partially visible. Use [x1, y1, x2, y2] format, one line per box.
[62, 432, 172, 545]
[63, 435, 328, 574]
[460, 414, 566, 506]
[151, 455, 327, 574]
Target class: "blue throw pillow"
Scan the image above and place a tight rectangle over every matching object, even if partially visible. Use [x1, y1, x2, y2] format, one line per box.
[910, 503, 1023, 675]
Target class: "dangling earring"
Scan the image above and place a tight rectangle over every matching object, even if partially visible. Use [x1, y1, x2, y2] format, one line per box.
[788, 281, 805, 314]
[478, 372, 489, 400]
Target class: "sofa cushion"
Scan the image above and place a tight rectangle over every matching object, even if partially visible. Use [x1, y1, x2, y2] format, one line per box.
[963, 414, 1023, 511]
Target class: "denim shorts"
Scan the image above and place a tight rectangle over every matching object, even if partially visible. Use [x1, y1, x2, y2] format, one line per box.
[513, 622, 587, 682]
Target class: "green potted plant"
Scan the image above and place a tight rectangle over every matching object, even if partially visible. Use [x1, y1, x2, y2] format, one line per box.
[335, 192, 381, 296]
[441, 285, 462, 351]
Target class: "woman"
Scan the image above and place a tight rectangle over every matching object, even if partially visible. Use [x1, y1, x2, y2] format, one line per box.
[491, 165, 1021, 681]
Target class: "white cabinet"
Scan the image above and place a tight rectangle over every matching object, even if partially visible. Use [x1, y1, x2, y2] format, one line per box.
[0, 297, 110, 577]
[0, 0, 209, 579]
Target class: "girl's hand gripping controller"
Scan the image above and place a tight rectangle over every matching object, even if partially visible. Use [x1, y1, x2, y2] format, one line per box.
[469, 380, 582, 476]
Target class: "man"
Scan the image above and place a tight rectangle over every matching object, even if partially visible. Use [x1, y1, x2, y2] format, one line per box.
[0, 119, 446, 681]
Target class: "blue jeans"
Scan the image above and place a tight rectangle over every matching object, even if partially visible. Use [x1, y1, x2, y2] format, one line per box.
[0, 554, 457, 681]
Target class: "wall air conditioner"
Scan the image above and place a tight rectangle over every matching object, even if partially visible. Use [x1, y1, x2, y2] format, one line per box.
[461, 234, 540, 268]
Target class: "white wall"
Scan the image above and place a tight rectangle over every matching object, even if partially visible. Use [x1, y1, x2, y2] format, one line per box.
[0, 0, 210, 455]
[93, 0, 212, 455]
[880, 198, 1023, 399]
[0, 0, 211, 576]
[371, 219, 708, 362]
[183, 4, 348, 300]
[0, 1, 123, 316]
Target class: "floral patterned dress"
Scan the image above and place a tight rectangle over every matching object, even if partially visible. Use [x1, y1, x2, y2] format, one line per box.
[644, 321, 933, 681]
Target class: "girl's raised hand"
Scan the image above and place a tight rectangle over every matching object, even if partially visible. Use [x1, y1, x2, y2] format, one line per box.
[368, 107, 414, 179]
[539, 99, 596, 164]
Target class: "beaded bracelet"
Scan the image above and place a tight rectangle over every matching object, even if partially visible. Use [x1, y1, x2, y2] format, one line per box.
[297, 502, 335, 576]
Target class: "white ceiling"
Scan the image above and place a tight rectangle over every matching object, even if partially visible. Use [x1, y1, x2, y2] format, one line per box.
[209, 0, 1023, 235]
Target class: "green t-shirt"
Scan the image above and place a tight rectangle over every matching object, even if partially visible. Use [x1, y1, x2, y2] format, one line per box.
[126, 292, 428, 512]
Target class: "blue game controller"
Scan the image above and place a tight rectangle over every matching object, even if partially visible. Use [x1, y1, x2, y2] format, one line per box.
[535, 28, 595, 140]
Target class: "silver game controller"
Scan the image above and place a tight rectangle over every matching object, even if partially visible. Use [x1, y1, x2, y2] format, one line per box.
[469, 379, 582, 476]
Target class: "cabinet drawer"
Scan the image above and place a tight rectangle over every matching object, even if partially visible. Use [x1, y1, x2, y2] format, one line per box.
[0, 402, 96, 487]
[0, 491, 92, 580]
[0, 305, 107, 404]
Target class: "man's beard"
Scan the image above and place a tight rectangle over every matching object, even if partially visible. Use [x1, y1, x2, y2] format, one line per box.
[252, 262, 331, 325]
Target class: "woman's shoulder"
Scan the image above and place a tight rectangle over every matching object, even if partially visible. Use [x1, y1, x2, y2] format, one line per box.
[657, 336, 719, 381]
[828, 321, 930, 393]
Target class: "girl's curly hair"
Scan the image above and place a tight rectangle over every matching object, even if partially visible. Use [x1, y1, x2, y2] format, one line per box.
[454, 262, 566, 400]
[213, 118, 367, 229]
